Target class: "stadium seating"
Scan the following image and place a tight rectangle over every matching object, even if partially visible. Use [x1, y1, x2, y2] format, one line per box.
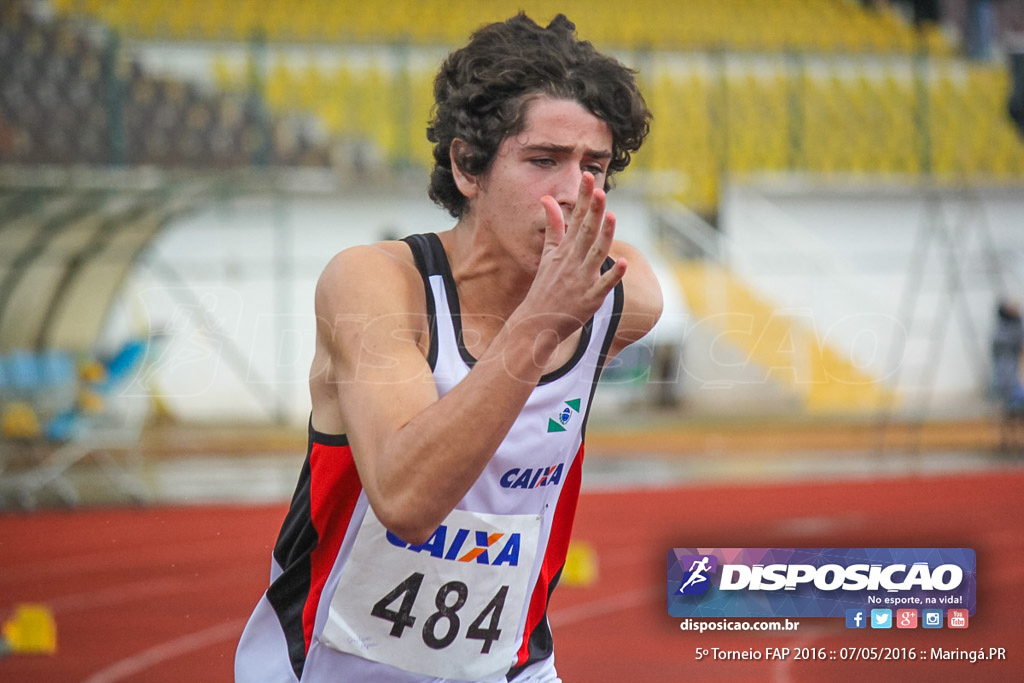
[201, 50, 1024, 212]
[641, 57, 1024, 210]
[48, 0, 952, 55]
[0, 2, 330, 167]
[9, 1, 1017, 213]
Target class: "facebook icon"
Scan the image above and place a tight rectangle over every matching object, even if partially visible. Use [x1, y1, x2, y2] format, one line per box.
[846, 608, 867, 629]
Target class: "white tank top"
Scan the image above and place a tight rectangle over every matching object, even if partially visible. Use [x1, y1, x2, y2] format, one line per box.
[236, 233, 622, 682]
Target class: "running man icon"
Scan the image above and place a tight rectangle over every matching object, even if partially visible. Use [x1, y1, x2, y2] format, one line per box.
[678, 555, 715, 595]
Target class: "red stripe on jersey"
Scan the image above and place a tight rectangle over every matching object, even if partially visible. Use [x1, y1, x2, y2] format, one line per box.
[303, 441, 363, 653]
[515, 443, 585, 666]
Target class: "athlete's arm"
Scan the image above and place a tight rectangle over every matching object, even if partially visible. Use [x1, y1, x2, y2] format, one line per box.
[311, 175, 623, 545]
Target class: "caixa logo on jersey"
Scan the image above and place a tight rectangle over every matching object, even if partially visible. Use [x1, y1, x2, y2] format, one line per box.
[500, 463, 564, 490]
[387, 526, 521, 567]
[667, 548, 976, 619]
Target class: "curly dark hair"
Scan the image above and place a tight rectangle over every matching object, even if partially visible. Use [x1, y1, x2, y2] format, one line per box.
[426, 13, 652, 218]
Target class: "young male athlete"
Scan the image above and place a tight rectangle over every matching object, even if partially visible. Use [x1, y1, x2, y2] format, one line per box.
[236, 13, 660, 682]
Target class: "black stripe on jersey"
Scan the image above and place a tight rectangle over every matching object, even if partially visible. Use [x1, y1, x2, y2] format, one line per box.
[404, 232, 597, 384]
[402, 233, 440, 371]
[506, 565, 564, 681]
[266, 423, 352, 679]
[266, 426, 319, 680]
[581, 260, 624, 434]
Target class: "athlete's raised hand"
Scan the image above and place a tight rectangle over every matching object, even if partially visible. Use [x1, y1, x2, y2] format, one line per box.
[526, 171, 628, 343]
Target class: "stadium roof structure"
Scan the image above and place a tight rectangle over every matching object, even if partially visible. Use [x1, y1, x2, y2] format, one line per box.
[0, 166, 234, 354]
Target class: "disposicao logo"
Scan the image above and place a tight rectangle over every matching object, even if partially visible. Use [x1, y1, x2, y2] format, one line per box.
[676, 555, 718, 596]
[667, 548, 976, 619]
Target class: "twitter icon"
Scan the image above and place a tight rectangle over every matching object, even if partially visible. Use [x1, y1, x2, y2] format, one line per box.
[870, 609, 892, 629]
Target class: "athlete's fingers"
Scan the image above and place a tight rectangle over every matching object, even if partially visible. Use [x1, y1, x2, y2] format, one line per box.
[540, 195, 565, 252]
[593, 256, 628, 298]
[566, 172, 596, 241]
[572, 185, 607, 262]
[587, 209, 616, 265]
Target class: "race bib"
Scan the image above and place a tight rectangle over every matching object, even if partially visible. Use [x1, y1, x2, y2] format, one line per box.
[321, 507, 542, 682]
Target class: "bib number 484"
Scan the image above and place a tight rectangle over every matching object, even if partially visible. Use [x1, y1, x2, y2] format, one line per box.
[371, 572, 509, 653]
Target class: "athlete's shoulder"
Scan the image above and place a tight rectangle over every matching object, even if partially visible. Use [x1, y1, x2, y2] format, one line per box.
[611, 240, 662, 316]
[319, 239, 418, 287]
[609, 240, 663, 352]
[316, 239, 424, 317]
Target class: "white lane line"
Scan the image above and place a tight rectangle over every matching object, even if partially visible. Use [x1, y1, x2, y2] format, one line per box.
[80, 618, 246, 683]
[49, 576, 204, 613]
[49, 567, 251, 613]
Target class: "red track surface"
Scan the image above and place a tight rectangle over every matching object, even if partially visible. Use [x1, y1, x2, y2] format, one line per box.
[1, 470, 1021, 682]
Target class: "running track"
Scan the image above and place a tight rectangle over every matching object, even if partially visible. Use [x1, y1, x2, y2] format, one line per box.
[1, 470, 1021, 682]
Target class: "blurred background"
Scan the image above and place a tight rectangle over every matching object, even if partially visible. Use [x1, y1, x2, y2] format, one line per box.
[3, 0, 1024, 505]
[1, 1, 1023, 680]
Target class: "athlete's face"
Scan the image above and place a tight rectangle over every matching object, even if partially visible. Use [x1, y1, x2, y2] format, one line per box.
[462, 96, 614, 270]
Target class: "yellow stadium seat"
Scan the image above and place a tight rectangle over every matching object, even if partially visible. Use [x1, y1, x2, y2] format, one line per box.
[48, 0, 955, 54]
[40, 0, 1024, 214]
